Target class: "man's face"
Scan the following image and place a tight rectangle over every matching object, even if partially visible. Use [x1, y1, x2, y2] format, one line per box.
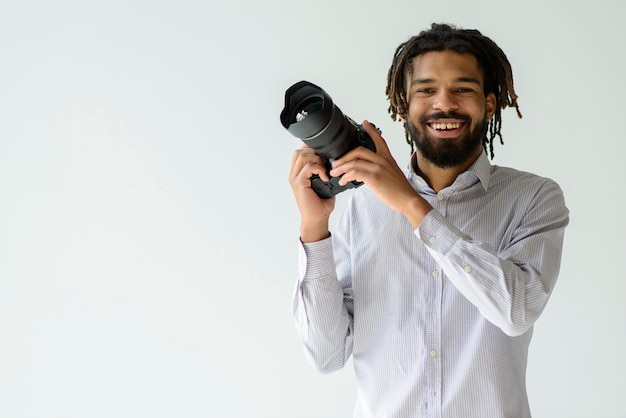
[404, 50, 496, 168]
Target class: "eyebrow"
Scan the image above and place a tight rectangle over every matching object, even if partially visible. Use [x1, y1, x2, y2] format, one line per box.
[410, 77, 482, 87]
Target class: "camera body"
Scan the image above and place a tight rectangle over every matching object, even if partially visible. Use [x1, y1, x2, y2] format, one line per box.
[309, 121, 375, 198]
[280, 80, 377, 198]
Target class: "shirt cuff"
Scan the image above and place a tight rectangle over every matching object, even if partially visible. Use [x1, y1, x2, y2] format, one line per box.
[298, 235, 336, 280]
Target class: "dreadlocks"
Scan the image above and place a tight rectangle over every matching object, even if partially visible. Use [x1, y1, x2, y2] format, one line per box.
[385, 23, 522, 159]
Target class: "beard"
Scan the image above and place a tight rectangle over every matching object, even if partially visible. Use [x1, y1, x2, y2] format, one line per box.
[406, 111, 489, 169]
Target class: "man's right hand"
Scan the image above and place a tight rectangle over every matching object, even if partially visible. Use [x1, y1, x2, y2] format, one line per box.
[289, 146, 335, 242]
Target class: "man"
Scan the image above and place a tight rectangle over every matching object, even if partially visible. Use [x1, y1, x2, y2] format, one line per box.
[289, 23, 568, 418]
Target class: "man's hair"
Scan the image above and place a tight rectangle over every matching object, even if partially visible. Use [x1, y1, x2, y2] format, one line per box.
[385, 23, 522, 158]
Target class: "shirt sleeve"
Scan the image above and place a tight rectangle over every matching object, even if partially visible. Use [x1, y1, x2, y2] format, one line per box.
[416, 180, 569, 336]
[291, 236, 354, 374]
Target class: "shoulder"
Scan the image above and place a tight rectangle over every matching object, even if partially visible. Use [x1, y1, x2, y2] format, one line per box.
[491, 165, 564, 194]
[490, 165, 568, 217]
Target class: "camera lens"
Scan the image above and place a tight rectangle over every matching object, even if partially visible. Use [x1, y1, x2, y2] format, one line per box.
[294, 97, 323, 123]
[280, 80, 357, 161]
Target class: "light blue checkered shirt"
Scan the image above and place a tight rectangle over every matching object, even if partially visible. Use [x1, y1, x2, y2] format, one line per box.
[292, 151, 569, 418]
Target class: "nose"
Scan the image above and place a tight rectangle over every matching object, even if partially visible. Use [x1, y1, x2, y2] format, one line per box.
[432, 90, 458, 113]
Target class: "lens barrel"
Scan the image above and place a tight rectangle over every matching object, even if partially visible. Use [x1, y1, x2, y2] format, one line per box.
[280, 81, 358, 160]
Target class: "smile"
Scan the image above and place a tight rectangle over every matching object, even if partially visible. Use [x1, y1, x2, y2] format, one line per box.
[430, 122, 462, 131]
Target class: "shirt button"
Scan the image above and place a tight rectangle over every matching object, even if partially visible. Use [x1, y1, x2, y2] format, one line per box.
[464, 266, 472, 273]
[430, 350, 437, 357]
[432, 271, 439, 277]
[437, 193, 444, 201]
[428, 236, 436, 244]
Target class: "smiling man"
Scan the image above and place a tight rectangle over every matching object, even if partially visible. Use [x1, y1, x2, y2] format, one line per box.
[289, 23, 569, 418]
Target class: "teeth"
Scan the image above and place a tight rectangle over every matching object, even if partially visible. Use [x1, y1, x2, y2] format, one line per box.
[432, 122, 461, 130]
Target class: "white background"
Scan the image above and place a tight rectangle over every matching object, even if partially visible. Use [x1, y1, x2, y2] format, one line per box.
[1, 1, 624, 417]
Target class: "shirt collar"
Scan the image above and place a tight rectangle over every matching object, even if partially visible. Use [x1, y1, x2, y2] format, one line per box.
[408, 150, 492, 192]
[466, 150, 491, 191]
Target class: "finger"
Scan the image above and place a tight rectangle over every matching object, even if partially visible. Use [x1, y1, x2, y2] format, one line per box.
[332, 142, 383, 171]
[291, 148, 325, 169]
[309, 161, 330, 182]
[331, 159, 376, 186]
[291, 149, 330, 182]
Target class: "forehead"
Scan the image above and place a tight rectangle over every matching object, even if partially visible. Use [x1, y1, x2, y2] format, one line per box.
[407, 50, 484, 86]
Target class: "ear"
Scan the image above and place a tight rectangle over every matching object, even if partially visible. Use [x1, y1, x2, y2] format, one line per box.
[485, 92, 496, 120]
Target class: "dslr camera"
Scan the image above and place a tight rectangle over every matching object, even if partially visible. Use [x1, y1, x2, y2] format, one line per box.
[280, 80, 377, 198]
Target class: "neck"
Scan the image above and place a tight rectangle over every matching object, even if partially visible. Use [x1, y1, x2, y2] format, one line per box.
[412, 147, 482, 192]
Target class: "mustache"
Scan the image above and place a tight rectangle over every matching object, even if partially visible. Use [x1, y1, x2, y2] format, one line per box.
[418, 112, 471, 124]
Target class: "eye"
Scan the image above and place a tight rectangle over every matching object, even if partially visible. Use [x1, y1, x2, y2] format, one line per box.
[455, 86, 477, 94]
[415, 88, 435, 95]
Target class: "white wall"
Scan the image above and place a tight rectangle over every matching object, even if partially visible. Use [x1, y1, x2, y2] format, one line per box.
[1, 1, 624, 417]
